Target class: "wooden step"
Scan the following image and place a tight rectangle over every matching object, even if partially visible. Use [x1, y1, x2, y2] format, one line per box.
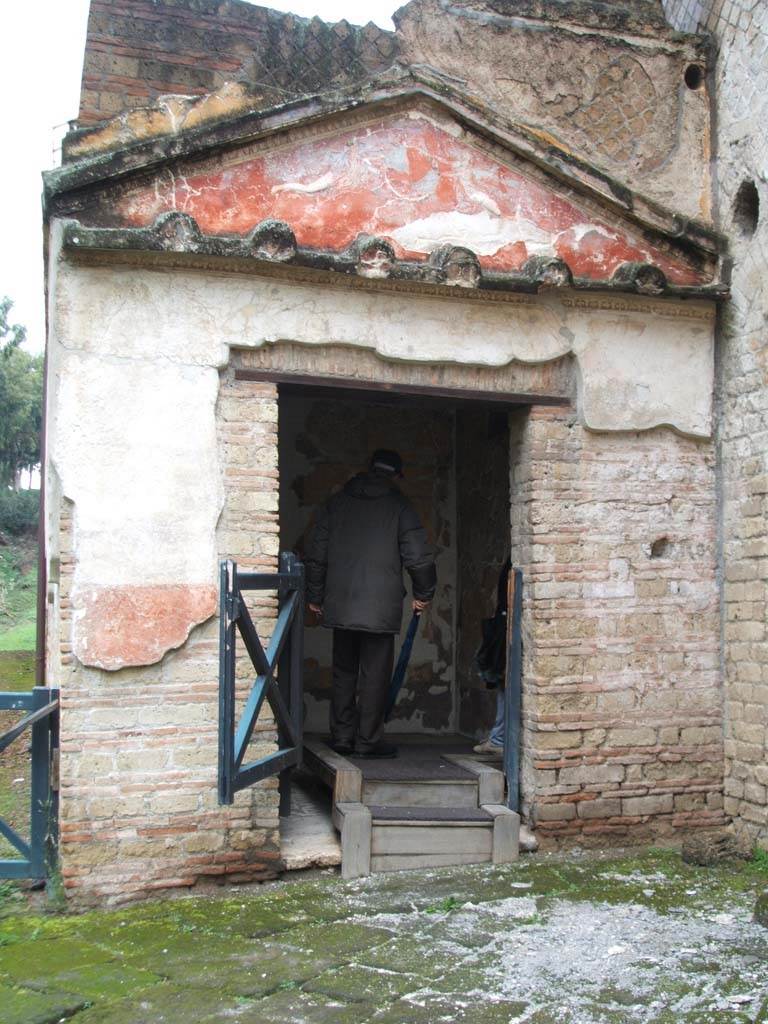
[303, 739, 506, 810]
[362, 778, 478, 808]
[333, 800, 520, 878]
[305, 738, 522, 878]
[370, 805, 494, 871]
[369, 805, 493, 823]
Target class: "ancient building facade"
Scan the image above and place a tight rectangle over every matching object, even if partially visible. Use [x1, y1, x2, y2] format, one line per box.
[660, 0, 768, 843]
[40, 0, 763, 905]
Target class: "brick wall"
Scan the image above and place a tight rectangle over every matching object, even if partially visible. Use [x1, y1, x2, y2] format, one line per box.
[56, 370, 282, 906]
[78, 0, 397, 124]
[512, 406, 725, 846]
[662, 0, 768, 845]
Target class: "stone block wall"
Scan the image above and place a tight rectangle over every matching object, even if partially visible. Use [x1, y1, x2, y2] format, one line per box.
[512, 406, 724, 846]
[662, 0, 768, 845]
[55, 370, 282, 906]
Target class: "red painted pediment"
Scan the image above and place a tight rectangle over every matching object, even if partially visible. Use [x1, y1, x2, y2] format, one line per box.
[111, 110, 707, 285]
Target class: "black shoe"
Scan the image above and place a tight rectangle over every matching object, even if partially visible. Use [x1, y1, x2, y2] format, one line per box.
[329, 741, 354, 756]
[355, 743, 398, 758]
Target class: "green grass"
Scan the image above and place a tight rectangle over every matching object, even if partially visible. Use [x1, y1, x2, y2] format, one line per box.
[0, 621, 36, 653]
[0, 538, 37, 653]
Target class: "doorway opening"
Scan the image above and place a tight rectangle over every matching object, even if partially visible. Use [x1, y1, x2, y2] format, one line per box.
[273, 377, 526, 872]
[278, 381, 515, 743]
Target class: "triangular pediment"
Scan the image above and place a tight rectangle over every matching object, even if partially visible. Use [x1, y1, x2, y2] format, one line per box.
[49, 85, 723, 293]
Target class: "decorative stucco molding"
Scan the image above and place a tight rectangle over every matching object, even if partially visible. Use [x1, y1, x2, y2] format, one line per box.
[62, 217, 726, 303]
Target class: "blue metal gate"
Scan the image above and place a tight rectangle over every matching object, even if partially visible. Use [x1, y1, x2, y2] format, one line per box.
[218, 553, 304, 806]
[0, 686, 59, 879]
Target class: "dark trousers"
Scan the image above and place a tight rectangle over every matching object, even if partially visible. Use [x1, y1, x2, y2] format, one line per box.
[330, 629, 395, 753]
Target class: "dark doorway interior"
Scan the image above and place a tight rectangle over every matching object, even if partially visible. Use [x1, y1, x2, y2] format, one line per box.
[278, 383, 513, 742]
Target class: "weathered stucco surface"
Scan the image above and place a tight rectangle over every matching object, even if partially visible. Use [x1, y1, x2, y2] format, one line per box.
[49, 238, 715, 671]
[396, 0, 712, 220]
[50, 236, 225, 669]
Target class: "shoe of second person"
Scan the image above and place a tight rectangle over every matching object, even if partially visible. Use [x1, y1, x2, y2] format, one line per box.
[473, 739, 503, 756]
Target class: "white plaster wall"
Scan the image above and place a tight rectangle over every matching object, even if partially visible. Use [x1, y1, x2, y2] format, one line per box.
[46, 229, 716, 667]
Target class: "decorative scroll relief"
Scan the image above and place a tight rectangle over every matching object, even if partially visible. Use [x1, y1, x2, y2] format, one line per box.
[48, 250, 714, 669]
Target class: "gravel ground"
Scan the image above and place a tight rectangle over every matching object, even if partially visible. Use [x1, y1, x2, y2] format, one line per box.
[0, 848, 766, 1023]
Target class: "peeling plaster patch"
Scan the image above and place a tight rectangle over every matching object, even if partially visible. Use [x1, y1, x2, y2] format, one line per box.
[272, 171, 335, 195]
[390, 210, 555, 256]
[57, 261, 714, 437]
[72, 583, 217, 670]
[52, 352, 223, 586]
[49, 265, 225, 669]
[221, 274, 571, 366]
[573, 313, 714, 436]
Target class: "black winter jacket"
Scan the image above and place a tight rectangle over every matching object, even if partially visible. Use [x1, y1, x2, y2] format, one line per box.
[304, 471, 437, 634]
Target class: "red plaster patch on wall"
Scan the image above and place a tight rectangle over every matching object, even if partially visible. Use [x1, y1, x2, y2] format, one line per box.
[115, 116, 707, 285]
[73, 584, 217, 670]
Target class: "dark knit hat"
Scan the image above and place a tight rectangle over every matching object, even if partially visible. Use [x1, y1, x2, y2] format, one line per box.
[370, 449, 404, 478]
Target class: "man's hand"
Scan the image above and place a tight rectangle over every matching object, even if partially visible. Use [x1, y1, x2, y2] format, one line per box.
[308, 603, 323, 617]
[413, 599, 430, 613]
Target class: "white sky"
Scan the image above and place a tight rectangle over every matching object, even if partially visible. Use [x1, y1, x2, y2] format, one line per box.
[0, 0, 398, 354]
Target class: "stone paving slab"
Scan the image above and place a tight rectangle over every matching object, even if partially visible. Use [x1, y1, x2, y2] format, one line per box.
[0, 849, 766, 1023]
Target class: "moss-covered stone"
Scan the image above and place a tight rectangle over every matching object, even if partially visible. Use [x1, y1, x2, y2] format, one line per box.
[230, 988, 372, 1024]
[0, 983, 87, 1024]
[0, 849, 766, 1023]
[158, 947, 337, 996]
[69, 982, 259, 1023]
[0, 937, 114, 985]
[302, 961, 420, 1003]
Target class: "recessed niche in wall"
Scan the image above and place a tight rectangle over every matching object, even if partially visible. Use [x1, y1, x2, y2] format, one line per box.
[732, 180, 760, 238]
[684, 63, 706, 90]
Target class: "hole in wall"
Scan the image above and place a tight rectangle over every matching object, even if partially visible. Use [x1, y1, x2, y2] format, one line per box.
[650, 536, 669, 559]
[684, 64, 706, 90]
[732, 180, 760, 238]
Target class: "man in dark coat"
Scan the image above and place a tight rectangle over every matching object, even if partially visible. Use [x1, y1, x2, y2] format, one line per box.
[305, 449, 437, 757]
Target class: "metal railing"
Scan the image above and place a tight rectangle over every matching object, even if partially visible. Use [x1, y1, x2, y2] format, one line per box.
[218, 553, 305, 806]
[0, 687, 59, 879]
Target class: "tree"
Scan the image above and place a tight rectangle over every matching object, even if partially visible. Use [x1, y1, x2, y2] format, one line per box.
[0, 298, 42, 489]
[0, 296, 28, 356]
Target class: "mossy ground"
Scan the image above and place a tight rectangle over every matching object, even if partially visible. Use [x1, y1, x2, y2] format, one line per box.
[0, 848, 766, 1023]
